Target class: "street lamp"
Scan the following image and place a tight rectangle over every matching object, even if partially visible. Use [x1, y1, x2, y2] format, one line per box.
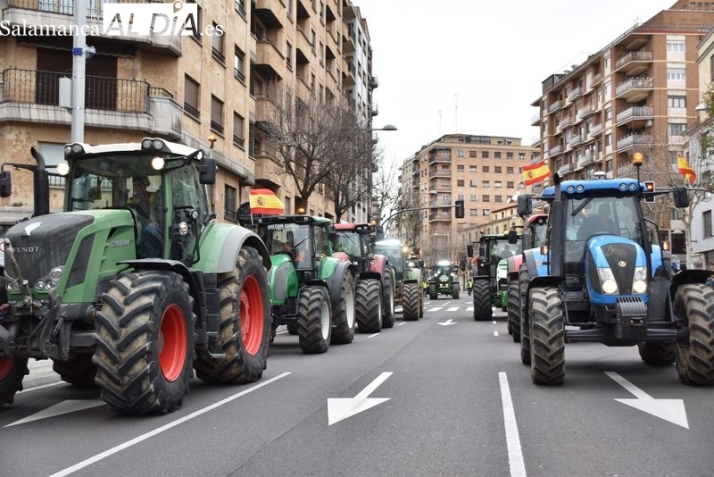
[372, 124, 397, 131]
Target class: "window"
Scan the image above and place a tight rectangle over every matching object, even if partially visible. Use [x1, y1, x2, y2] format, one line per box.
[494, 181, 502, 188]
[605, 107, 612, 122]
[668, 96, 686, 108]
[605, 133, 611, 147]
[507, 181, 514, 188]
[482, 166, 490, 173]
[469, 194, 477, 201]
[469, 180, 478, 187]
[212, 22, 225, 62]
[211, 95, 224, 135]
[704, 210, 712, 238]
[286, 41, 292, 69]
[469, 165, 477, 173]
[233, 112, 245, 147]
[457, 150, 464, 157]
[518, 152, 526, 160]
[494, 195, 502, 203]
[482, 195, 490, 202]
[494, 166, 502, 174]
[667, 68, 686, 81]
[669, 123, 686, 136]
[469, 151, 477, 158]
[457, 179, 465, 186]
[469, 209, 477, 217]
[184, 75, 200, 119]
[506, 167, 514, 174]
[440, 149, 450, 157]
[187, 0, 201, 42]
[225, 185, 237, 221]
[481, 151, 489, 159]
[234, 46, 246, 82]
[667, 42, 685, 52]
[457, 165, 464, 172]
[482, 180, 490, 188]
[506, 152, 513, 160]
[235, 0, 246, 16]
[494, 152, 501, 159]
[482, 210, 490, 217]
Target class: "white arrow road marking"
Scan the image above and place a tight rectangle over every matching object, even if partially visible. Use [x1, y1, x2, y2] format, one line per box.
[605, 371, 689, 429]
[6, 399, 105, 427]
[438, 319, 456, 326]
[327, 372, 392, 426]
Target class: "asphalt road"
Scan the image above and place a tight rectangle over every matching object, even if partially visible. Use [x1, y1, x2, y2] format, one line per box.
[2, 294, 714, 477]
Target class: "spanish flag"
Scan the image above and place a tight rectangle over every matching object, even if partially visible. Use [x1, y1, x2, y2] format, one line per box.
[677, 156, 697, 185]
[249, 189, 285, 215]
[522, 160, 551, 186]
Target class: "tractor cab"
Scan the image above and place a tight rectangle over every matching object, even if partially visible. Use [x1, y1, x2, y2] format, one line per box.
[333, 223, 375, 269]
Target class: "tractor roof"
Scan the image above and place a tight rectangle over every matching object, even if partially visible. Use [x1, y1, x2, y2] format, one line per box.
[255, 215, 332, 226]
[67, 138, 199, 158]
[334, 222, 374, 233]
[540, 178, 642, 198]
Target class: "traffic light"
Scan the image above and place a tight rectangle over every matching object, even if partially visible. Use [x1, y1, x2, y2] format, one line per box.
[644, 181, 655, 203]
[454, 200, 464, 218]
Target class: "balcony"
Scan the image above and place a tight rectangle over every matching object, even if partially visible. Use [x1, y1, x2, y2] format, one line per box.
[577, 104, 596, 120]
[615, 50, 653, 76]
[615, 106, 653, 128]
[342, 27, 356, 54]
[370, 75, 379, 89]
[531, 114, 541, 126]
[548, 100, 562, 113]
[576, 151, 596, 169]
[557, 163, 574, 175]
[567, 134, 584, 148]
[590, 72, 603, 87]
[558, 116, 574, 131]
[428, 168, 452, 179]
[428, 148, 451, 164]
[254, 38, 284, 80]
[342, 60, 356, 86]
[429, 212, 452, 223]
[254, 0, 284, 28]
[0, 68, 182, 139]
[253, 150, 282, 189]
[371, 103, 378, 117]
[549, 144, 563, 156]
[616, 134, 654, 152]
[615, 77, 653, 103]
[588, 123, 603, 138]
[1, 0, 182, 56]
[566, 87, 582, 103]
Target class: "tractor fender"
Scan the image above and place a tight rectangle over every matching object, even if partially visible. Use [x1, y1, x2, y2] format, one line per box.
[268, 255, 298, 304]
[370, 255, 388, 274]
[203, 223, 271, 273]
[325, 259, 353, 308]
[670, 268, 713, 297]
[359, 271, 381, 282]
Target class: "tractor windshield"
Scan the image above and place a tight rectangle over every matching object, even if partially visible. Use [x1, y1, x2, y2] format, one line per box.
[262, 223, 313, 270]
[335, 231, 370, 259]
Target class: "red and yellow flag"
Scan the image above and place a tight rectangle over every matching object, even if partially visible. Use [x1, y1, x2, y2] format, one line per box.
[522, 160, 551, 186]
[677, 156, 696, 185]
[249, 188, 285, 215]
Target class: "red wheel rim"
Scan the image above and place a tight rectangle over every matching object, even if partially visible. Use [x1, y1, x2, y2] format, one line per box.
[240, 275, 264, 356]
[159, 304, 187, 382]
[0, 358, 12, 380]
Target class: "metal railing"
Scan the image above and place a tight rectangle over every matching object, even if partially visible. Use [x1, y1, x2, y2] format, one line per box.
[1, 68, 150, 114]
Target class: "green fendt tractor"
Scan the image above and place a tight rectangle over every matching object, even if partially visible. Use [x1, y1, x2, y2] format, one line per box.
[255, 215, 355, 354]
[373, 238, 423, 321]
[0, 138, 272, 414]
[427, 260, 460, 300]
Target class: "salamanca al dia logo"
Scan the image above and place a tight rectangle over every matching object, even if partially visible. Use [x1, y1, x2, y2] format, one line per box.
[103, 1, 203, 37]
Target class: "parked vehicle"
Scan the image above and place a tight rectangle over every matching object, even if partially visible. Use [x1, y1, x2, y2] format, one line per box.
[514, 165, 714, 386]
[0, 138, 272, 414]
[333, 223, 395, 333]
[256, 215, 356, 353]
[373, 238, 423, 321]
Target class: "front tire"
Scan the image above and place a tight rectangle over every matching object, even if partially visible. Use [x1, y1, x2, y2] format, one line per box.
[381, 274, 395, 329]
[0, 357, 29, 407]
[331, 270, 356, 344]
[356, 279, 382, 333]
[507, 281, 520, 343]
[94, 270, 195, 414]
[402, 283, 421, 321]
[298, 286, 332, 354]
[52, 353, 97, 387]
[194, 246, 271, 384]
[674, 284, 714, 385]
[519, 264, 531, 365]
[529, 287, 565, 385]
[472, 279, 492, 321]
[638, 342, 675, 366]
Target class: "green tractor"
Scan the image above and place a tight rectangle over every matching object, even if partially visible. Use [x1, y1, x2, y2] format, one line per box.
[255, 215, 355, 354]
[0, 138, 272, 414]
[373, 238, 423, 321]
[427, 260, 460, 300]
[468, 231, 521, 321]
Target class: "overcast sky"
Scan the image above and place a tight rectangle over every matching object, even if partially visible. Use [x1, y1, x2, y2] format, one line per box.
[355, 0, 677, 170]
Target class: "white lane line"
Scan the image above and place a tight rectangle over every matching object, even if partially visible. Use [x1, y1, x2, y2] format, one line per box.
[428, 307, 443, 312]
[466, 307, 474, 311]
[494, 331, 499, 336]
[49, 372, 291, 477]
[447, 307, 459, 312]
[492, 321, 497, 325]
[398, 322, 406, 326]
[499, 372, 526, 477]
[368, 333, 381, 338]
[18, 381, 64, 394]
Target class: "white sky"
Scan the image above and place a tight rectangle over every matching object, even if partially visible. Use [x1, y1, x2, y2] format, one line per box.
[356, 0, 677, 169]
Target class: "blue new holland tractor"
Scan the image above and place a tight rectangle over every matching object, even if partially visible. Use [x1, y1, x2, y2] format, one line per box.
[514, 167, 714, 386]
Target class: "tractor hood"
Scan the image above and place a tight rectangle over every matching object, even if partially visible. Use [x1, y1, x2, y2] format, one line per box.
[585, 235, 648, 303]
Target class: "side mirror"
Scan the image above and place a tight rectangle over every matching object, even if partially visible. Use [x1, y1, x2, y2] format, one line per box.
[517, 194, 532, 217]
[375, 225, 384, 240]
[0, 171, 11, 198]
[467, 244, 473, 257]
[672, 186, 689, 208]
[199, 157, 216, 185]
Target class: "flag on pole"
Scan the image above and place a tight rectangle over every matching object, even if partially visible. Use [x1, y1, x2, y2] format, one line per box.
[249, 189, 285, 215]
[522, 160, 551, 186]
[677, 156, 696, 185]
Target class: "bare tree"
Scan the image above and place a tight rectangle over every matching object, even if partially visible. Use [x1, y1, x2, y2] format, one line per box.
[371, 156, 402, 229]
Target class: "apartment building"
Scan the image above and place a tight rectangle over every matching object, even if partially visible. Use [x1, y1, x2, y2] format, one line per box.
[530, 0, 714, 256]
[0, 0, 376, 229]
[399, 134, 538, 267]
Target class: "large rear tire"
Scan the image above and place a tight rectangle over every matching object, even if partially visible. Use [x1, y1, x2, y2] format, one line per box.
[52, 353, 97, 387]
[638, 342, 675, 366]
[356, 279, 382, 333]
[674, 284, 714, 385]
[298, 286, 332, 354]
[194, 246, 271, 384]
[429, 284, 438, 300]
[472, 279, 492, 321]
[94, 270, 195, 414]
[381, 274, 395, 329]
[402, 283, 421, 321]
[331, 270, 356, 344]
[507, 281, 520, 343]
[530, 286, 565, 385]
[0, 357, 29, 407]
[519, 264, 531, 365]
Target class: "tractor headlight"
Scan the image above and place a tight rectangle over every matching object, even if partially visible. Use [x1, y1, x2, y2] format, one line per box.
[34, 267, 64, 292]
[6, 279, 23, 292]
[597, 267, 619, 294]
[632, 266, 648, 294]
